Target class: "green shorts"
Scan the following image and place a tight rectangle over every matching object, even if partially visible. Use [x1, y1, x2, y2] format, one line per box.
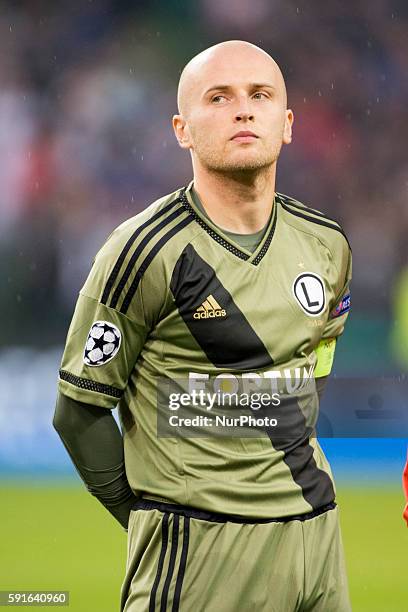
[121, 499, 351, 612]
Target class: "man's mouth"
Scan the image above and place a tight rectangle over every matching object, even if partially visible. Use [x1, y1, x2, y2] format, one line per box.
[231, 131, 259, 142]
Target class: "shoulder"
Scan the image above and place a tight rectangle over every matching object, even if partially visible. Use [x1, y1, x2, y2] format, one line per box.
[82, 186, 197, 312]
[276, 191, 351, 255]
[98, 187, 188, 259]
[92, 186, 196, 271]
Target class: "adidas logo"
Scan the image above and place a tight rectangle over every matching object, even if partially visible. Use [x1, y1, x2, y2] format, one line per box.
[193, 295, 227, 320]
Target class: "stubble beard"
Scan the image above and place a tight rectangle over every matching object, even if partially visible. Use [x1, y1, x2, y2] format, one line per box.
[191, 136, 282, 177]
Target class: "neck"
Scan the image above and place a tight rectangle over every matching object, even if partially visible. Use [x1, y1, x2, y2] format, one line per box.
[192, 163, 276, 234]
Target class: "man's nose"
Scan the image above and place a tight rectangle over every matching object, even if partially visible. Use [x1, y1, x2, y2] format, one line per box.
[235, 109, 254, 122]
[234, 97, 254, 122]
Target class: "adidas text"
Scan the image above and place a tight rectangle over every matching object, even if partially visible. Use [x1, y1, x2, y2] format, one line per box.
[193, 309, 226, 320]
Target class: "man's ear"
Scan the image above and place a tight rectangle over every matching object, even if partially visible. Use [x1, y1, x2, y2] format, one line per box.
[283, 109, 294, 145]
[172, 114, 192, 149]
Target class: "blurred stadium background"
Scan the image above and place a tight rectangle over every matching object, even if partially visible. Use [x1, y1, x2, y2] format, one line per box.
[0, 1, 407, 610]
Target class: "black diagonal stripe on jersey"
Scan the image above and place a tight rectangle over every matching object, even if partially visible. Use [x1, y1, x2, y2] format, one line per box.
[170, 243, 274, 369]
[109, 205, 185, 309]
[260, 395, 335, 510]
[280, 201, 351, 249]
[149, 514, 169, 612]
[170, 244, 335, 509]
[160, 514, 180, 612]
[120, 214, 194, 315]
[101, 196, 182, 305]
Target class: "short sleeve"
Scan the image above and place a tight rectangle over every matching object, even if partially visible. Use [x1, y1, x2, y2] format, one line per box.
[321, 241, 352, 341]
[58, 236, 151, 409]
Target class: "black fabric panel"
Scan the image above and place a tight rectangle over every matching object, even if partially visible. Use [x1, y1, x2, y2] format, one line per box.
[170, 244, 274, 369]
[149, 514, 169, 612]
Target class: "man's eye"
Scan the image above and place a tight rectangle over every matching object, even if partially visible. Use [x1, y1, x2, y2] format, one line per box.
[253, 91, 268, 100]
[211, 95, 226, 103]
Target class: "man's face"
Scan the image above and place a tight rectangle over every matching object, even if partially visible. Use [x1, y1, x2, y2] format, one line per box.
[174, 46, 293, 173]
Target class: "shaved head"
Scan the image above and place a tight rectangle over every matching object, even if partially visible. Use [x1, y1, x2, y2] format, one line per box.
[177, 40, 287, 118]
[172, 39, 293, 176]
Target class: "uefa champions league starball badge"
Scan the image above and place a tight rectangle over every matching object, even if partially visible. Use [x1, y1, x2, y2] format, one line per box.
[83, 321, 121, 366]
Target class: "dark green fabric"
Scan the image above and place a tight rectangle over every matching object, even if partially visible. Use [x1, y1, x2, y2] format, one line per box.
[191, 187, 269, 253]
[53, 392, 136, 529]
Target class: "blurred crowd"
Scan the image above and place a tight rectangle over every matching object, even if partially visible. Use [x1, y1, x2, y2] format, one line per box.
[0, 0, 407, 356]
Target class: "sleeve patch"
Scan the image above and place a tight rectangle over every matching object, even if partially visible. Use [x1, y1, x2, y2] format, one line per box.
[83, 321, 122, 366]
[330, 293, 350, 319]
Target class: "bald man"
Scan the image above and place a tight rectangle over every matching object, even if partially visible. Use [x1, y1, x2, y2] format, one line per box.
[54, 41, 352, 611]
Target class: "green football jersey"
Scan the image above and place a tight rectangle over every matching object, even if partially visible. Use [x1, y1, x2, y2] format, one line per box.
[58, 181, 352, 518]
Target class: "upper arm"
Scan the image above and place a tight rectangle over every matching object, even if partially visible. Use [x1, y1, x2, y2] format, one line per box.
[321, 237, 352, 341]
[53, 390, 113, 433]
[315, 236, 352, 378]
[58, 230, 162, 409]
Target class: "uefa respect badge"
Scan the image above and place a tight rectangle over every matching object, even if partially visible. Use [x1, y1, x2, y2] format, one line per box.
[330, 293, 351, 318]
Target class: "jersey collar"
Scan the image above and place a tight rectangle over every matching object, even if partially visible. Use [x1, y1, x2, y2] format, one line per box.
[181, 180, 278, 266]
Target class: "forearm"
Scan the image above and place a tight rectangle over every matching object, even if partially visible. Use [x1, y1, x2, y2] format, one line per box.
[53, 392, 136, 529]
